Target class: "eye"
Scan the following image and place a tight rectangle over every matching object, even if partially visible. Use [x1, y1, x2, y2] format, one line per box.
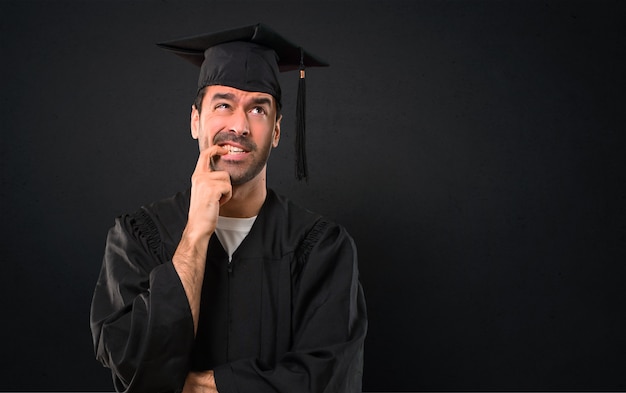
[250, 106, 267, 115]
[215, 103, 231, 111]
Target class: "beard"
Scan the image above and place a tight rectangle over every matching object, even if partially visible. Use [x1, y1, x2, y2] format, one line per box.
[209, 132, 273, 186]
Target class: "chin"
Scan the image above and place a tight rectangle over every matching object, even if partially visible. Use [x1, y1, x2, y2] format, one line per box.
[231, 165, 268, 186]
[229, 172, 259, 187]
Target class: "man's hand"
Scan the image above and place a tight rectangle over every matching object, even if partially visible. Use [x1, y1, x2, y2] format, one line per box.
[186, 145, 232, 241]
[182, 370, 218, 393]
[173, 146, 232, 334]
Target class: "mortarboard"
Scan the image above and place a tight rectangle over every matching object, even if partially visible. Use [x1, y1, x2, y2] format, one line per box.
[157, 23, 329, 181]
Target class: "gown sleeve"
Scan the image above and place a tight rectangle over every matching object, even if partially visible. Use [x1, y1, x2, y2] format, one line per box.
[90, 209, 195, 393]
[213, 221, 368, 393]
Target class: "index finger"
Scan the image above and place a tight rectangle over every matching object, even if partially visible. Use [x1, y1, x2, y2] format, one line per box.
[195, 145, 228, 173]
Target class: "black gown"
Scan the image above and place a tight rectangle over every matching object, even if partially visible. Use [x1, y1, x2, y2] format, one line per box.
[90, 189, 367, 393]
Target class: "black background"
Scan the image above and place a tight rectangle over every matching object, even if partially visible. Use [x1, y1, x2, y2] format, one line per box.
[1, 1, 624, 391]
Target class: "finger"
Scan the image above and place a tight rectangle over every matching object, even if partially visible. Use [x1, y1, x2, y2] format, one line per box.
[203, 171, 232, 205]
[218, 183, 233, 206]
[191, 171, 231, 201]
[194, 145, 228, 173]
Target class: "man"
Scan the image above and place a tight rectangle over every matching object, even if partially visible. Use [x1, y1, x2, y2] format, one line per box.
[90, 23, 367, 393]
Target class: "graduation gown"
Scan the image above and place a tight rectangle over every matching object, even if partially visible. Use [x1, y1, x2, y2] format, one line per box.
[90, 189, 367, 393]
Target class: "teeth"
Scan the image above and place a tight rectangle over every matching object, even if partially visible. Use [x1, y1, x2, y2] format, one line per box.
[225, 145, 244, 154]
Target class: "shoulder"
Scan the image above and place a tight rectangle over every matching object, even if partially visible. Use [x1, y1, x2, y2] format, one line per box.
[142, 189, 190, 233]
[268, 189, 320, 225]
[112, 190, 190, 260]
[266, 189, 328, 236]
[265, 189, 354, 255]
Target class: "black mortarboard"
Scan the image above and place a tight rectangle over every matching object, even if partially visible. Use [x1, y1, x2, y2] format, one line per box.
[157, 23, 329, 180]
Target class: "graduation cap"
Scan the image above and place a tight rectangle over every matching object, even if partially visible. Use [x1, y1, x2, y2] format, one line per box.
[157, 23, 329, 181]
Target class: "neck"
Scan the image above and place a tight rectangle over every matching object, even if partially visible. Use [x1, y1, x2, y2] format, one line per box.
[219, 171, 267, 218]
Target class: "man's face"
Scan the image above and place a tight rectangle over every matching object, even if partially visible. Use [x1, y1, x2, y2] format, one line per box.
[191, 85, 281, 186]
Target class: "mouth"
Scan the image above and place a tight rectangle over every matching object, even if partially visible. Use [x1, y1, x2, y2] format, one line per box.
[219, 143, 249, 156]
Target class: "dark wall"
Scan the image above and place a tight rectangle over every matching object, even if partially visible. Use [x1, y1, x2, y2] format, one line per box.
[1, 1, 624, 391]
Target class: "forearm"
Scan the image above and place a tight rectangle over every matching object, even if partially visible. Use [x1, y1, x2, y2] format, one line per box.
[173, 229, 211, 335]
[183, 370, 218, 393]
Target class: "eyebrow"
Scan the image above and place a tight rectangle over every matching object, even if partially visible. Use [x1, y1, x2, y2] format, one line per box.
[210, 92, 237, 102]
[251, 97, 273, 107]
[210, 92, 273, 107]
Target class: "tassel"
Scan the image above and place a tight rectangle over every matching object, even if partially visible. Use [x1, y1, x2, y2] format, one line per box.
[295, 48, 307, 181]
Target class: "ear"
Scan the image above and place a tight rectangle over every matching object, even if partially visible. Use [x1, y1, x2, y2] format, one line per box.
[190, 105, 200, 140]
[272, 114, 282, 148]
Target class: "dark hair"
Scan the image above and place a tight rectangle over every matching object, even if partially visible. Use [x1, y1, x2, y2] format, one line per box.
[193, 86, 281, 120]
[193, 86, 208, 113]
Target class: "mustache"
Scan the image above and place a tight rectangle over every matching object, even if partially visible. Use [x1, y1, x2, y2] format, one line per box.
[213, 132, 257, 151]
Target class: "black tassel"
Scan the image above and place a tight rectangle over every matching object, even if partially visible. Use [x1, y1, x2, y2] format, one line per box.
[295, 48, 307, 181]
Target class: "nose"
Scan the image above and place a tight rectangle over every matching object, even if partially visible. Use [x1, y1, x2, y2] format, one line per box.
[228, 108, 250, 136]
